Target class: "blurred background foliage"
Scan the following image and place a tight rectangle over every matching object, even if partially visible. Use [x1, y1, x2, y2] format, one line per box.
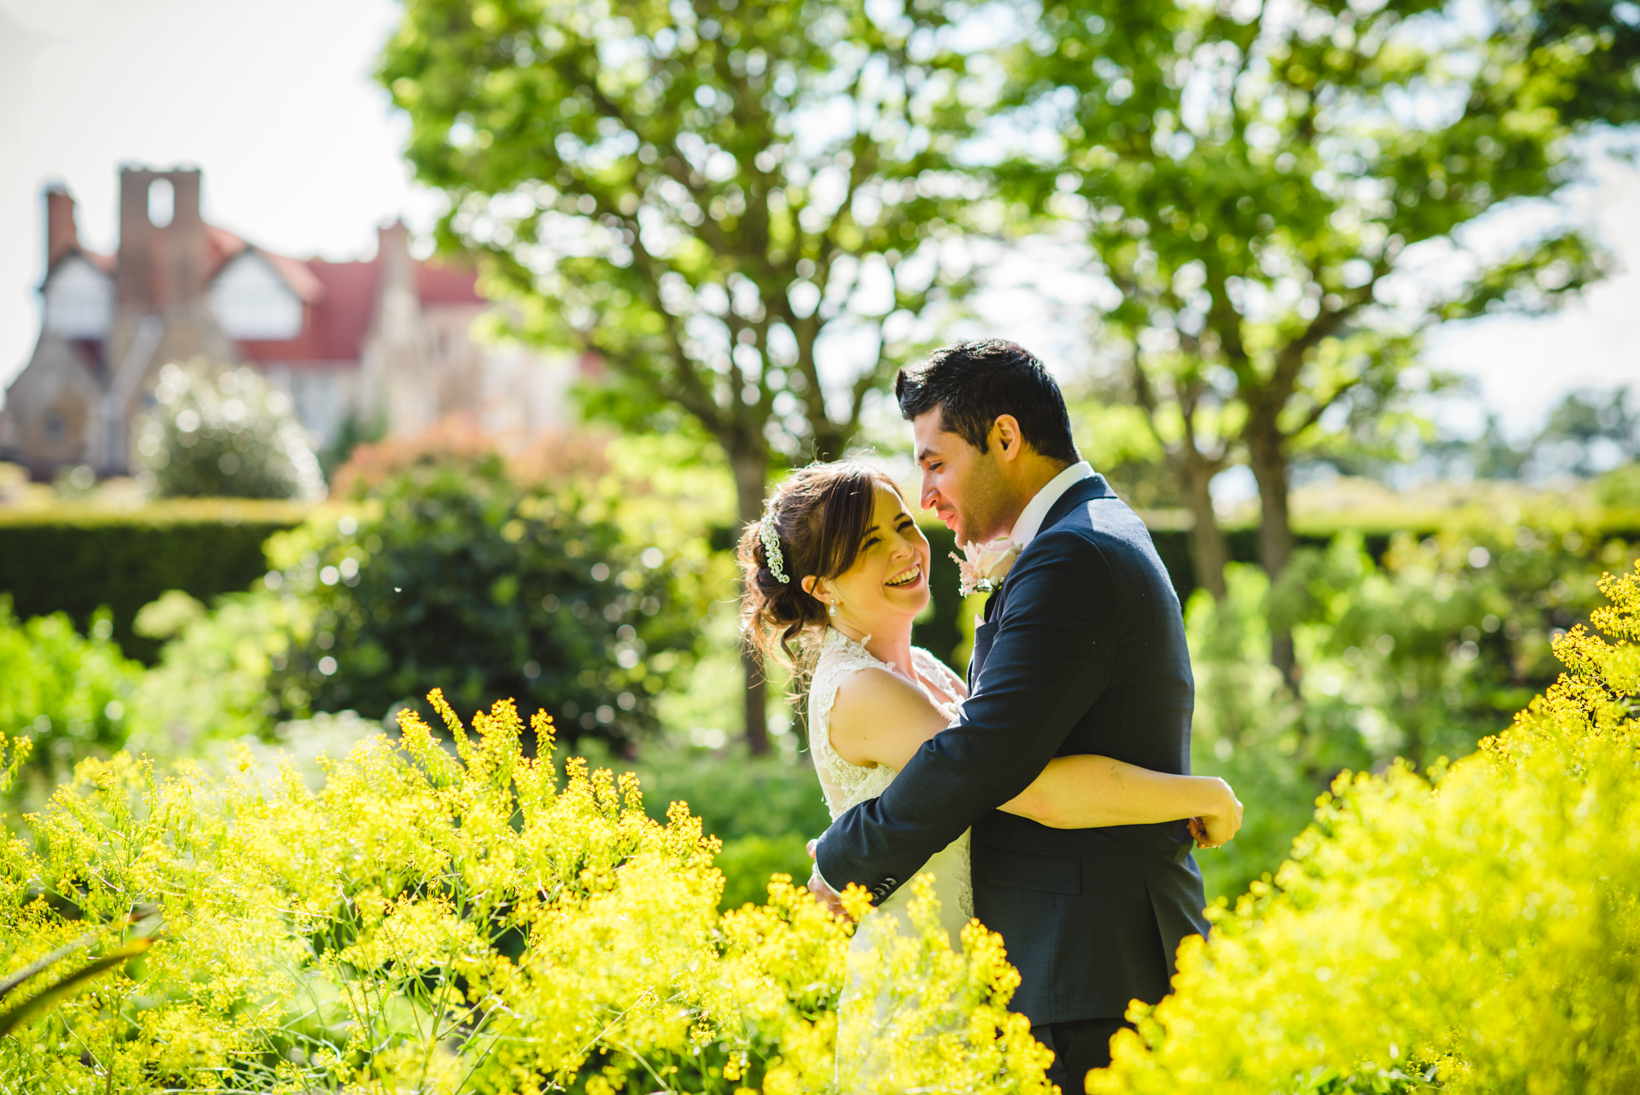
[1, 0, 1638, 925]
[4, 440, 1636, 908]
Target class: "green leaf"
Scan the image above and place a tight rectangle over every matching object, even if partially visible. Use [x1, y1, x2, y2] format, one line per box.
[0, 939, 152, 1038]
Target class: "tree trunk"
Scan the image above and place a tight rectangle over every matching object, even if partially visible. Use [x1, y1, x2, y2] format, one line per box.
[1180, 452, 1229, 602]
[731, 448, 772, 755]
[1247, 428, 1299, 690]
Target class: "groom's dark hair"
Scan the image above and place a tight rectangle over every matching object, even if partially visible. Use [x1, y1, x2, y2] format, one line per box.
[895, 340, 1080, 464]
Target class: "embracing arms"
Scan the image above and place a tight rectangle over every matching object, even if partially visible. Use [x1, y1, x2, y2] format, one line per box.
[829, 665, 1242, 845]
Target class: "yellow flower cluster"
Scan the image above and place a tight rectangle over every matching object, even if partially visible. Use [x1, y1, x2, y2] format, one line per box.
[1, 689, 1048, 1094]
[1094, 560, 1640, 1095]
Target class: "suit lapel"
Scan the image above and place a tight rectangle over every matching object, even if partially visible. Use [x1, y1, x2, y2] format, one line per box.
[966, 474, 1114, 688]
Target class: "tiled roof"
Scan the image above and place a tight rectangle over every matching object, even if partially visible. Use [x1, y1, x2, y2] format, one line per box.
[417, 260, 485, 305]
[235, 252, 482, 365]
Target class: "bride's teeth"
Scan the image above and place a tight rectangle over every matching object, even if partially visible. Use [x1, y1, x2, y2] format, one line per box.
[887, 566, 920, 587]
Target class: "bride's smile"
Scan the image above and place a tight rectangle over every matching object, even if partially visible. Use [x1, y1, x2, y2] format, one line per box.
[884, 563, 922, 588]
[809, 486, 933, 654]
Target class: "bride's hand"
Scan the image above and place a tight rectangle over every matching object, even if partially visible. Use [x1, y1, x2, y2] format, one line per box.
[1189, 779, 1243, 849]
[806, 839, 851, 920]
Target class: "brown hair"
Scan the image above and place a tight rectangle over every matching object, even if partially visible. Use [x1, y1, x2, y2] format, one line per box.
[738, 460, 902, 669]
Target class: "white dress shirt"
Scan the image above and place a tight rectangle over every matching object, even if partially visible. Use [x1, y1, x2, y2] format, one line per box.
[1008, 461, 1094, 549]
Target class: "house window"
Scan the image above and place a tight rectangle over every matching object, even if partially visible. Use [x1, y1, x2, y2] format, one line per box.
[45, 412, 64, 444]
[43, 255, 114, 338]
[148, 178, 174, 227]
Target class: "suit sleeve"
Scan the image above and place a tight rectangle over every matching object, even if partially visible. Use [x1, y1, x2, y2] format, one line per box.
[814, 527, 1117, 905]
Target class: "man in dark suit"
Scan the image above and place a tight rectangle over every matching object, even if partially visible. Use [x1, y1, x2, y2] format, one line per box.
[812, 339, 1216, 1091]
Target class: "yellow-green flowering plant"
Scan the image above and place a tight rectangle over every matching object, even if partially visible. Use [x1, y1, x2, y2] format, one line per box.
[1, 689, 1047, 1094]
[1094, 560, 1640, 1095]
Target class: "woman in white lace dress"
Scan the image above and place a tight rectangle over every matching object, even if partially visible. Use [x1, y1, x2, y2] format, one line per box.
[738, 462, 1242, 1078]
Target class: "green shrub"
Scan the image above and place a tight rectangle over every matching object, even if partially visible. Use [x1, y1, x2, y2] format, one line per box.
[716, 833, 814, 910]
[122, 589, 314, 759]
[265, 454, 711, 747]
[1095, 560, 1640, 1095]
[0, 599, 142, 807]
[1189, 524, 1638, 901]
[618, 744, 832, 843]
[1184, 569, 1322, 903]
[1595, 461, 1640, 507]
[0, 500, 305, 664]
[137, 363, 324, 501]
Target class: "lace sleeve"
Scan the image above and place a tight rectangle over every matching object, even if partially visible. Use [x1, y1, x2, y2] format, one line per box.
[911, 646, 968, 706]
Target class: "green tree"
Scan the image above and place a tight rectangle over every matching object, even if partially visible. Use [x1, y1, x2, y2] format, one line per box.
[137, 364, 325, 501]
[1004, 0, 1626, 679]
[379, 0, 987, 750]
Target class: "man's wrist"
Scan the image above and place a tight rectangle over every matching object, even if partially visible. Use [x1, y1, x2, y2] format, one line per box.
[1196, 775, 1231, 819]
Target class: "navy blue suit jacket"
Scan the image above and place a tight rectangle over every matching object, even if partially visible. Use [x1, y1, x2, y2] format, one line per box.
[814, 473, 1210, 1023]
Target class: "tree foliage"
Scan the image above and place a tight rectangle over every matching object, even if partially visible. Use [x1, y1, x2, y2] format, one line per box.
[1002, 0, 1627, 616]
[379, 0, 988, 469]
[379, 0, 999, 748]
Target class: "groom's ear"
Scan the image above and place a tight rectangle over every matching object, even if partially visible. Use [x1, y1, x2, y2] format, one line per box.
[990, 414, 1024, 462]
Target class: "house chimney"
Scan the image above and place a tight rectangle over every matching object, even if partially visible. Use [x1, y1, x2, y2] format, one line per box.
[376, 219, 417, 302]
[116, 165, 207, 313]
[44, 185, 79, 267]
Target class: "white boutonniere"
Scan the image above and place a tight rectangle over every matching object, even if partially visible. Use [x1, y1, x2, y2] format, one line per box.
[951, 536, 1020, 597]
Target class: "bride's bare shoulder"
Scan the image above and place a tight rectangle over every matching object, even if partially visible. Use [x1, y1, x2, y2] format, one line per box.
[828, 665, 949, 768]
[831, 664, 925, 717]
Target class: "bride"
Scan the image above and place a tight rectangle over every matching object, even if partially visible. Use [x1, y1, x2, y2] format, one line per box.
[738, 460, 1242, 1079]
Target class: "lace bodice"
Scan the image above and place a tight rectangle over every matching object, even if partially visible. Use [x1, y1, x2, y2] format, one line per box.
[808, 628, 968, 819]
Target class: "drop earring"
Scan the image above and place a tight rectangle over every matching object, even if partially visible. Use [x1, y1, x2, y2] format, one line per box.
[829, 601, 839, 618]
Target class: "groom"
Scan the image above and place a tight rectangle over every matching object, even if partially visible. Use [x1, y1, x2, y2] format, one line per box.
[811, 339, 1210, 1089]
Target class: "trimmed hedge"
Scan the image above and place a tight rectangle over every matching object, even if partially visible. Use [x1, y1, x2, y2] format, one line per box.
[4, 496, 1636, 671]
[0, 501, 308, 664]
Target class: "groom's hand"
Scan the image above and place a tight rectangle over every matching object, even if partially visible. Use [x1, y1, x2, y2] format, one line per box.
[806, 839, 850, 920]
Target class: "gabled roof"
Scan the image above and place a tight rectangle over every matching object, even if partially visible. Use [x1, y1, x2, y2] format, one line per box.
[40, 247, 115, 288]
[234, 252, 485, 365]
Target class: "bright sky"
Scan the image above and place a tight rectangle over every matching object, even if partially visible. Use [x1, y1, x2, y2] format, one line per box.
[2, 0, 1635, 438]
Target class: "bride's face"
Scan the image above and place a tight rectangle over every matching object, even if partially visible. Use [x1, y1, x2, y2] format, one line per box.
[823, 485, 931, 627]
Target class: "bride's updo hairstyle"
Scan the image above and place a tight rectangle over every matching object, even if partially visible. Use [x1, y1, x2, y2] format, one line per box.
[739, 460, 902, 668]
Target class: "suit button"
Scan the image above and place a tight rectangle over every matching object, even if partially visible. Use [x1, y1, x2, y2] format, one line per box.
[883, 876, 897, 887]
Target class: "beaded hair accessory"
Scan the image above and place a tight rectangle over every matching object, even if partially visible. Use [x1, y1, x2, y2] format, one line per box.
[760, 518, 790, 584]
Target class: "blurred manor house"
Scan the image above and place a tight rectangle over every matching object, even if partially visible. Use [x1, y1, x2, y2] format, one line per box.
[0, 165, 576, 480]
